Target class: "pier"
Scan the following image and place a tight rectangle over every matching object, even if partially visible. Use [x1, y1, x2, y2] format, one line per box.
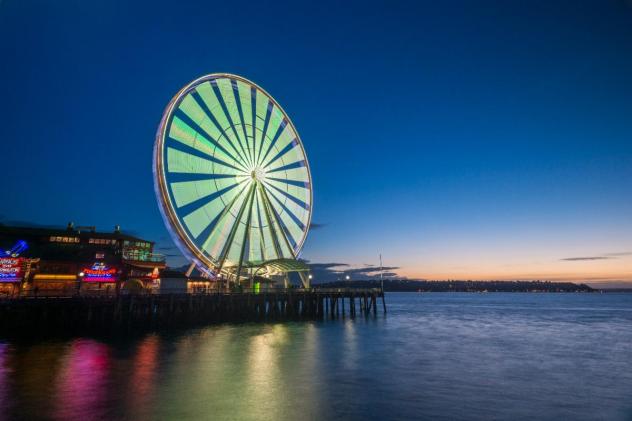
[0, 289, 386, 336]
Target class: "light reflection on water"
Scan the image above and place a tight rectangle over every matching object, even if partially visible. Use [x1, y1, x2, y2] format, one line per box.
[1, 293, 632, 420]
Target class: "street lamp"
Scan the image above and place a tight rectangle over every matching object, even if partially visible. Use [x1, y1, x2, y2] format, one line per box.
[77, 272, 85, 297]
[345, 275, 350, 281]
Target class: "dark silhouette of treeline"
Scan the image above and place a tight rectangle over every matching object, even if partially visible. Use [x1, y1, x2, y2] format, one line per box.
[317, 279, 595, 292]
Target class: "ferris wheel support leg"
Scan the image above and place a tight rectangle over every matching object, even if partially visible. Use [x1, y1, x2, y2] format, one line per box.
[185, 262, 196, 277]
[257, 183, 284, 260]
[258, 183, 296, 259]
[298, 272, 310, 289]
[216, 184, 256, 289]
[235, 186, 256, 291]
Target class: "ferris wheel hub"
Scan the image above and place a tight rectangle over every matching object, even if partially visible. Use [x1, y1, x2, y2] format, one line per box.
[251, 167, 266, 181]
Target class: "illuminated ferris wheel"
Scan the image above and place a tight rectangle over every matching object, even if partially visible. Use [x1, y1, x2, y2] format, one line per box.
[153, 73, 312, 282]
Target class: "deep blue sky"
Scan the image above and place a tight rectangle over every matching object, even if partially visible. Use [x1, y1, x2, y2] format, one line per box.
[1, 0, 631, 283]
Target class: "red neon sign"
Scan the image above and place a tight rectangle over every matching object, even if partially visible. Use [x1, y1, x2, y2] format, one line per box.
[82, 262, 118, 282]
[0, 257, 22, 282]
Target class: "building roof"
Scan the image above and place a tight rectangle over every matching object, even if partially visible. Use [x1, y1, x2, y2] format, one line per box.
[0, 224, 150, 243]
[243, 258, 310, 273]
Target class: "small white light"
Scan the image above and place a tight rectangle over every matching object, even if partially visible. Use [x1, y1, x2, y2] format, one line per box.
[78, 272, 85, 277]
[345, 275, 350, 280]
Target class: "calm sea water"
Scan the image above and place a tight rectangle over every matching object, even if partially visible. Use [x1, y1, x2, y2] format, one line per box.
[1, 293, 632, 420]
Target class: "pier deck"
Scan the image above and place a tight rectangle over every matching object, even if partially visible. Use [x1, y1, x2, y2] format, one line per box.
[0, 289, 386, 336]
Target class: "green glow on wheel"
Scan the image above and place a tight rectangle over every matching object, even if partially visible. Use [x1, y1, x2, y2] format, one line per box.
[154, 73, 313, 275]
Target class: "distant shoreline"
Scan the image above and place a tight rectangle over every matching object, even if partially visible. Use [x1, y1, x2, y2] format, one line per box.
[315, 279, 598, 293]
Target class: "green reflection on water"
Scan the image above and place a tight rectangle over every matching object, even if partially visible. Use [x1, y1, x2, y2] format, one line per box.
[0, 322, 334, 421]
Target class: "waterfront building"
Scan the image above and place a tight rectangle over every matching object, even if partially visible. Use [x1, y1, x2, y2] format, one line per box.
[158, 270, 216, 294]
[0, 223, 166, 295]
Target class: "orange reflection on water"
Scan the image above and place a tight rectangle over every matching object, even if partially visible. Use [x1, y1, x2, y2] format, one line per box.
[127, 335, 160, 416]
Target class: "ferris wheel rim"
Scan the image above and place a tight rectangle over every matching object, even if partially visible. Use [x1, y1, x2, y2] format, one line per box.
[153, 73, 313, 274]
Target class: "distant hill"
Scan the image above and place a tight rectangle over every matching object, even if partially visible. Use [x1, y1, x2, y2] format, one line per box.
[316, 279, 595, 292]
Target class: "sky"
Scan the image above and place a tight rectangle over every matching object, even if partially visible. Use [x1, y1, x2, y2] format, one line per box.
[1, 0, 631, 286]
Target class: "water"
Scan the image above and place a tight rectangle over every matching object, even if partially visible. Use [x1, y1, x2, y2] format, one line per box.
[1, 293, 632, 420]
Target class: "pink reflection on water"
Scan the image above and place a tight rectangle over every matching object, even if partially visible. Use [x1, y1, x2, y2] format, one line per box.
[53, 339, 111, 420]
[0, 344, 10, 414]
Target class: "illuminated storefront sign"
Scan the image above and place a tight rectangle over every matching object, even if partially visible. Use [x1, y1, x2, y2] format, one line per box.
[0, 257, 23, 282]
[1, 240, 28, 258]
[82, 262, 118, 282]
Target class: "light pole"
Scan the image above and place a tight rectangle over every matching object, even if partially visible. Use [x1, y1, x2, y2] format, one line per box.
[379, 254, 384, 292]
[379, 254, 387, 313]
[77, 272, 85, 296]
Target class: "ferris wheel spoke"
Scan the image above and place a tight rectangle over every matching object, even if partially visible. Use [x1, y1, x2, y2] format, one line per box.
[209, 80, 252, 167]
[266, 159, 307, 174]
[257, 183, 287, 259]
[255, 100, 274, 165]
[171, 111, 249, 172]
[264, 186, 307, 233]
[245, 190, 261, 263]
[235, 182, 257, 280]
[164, 172, 237, 183]
[268, 199, 299, 253]
[183, 180, 250, 240]
[166, 142, 244, 174]
[216, 183, 256, 272]
[176, 180, 243, 217]
[261, 137, 299, 170]
[177, 93, 250, 171]
[254, 189, 268, 261]
[258, 119, 288, 167]
[190, 89, 251, 168]
[259, 183, 298, 256]
[231, 80, 253, 165]
[266, 176, 310, 189]
[263, 181, 310, 210]
[250, 87, 258, 167]
[257, 187, 282, 261]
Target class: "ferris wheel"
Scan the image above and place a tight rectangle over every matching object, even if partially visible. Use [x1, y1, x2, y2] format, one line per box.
[153, 73, 312, 281]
